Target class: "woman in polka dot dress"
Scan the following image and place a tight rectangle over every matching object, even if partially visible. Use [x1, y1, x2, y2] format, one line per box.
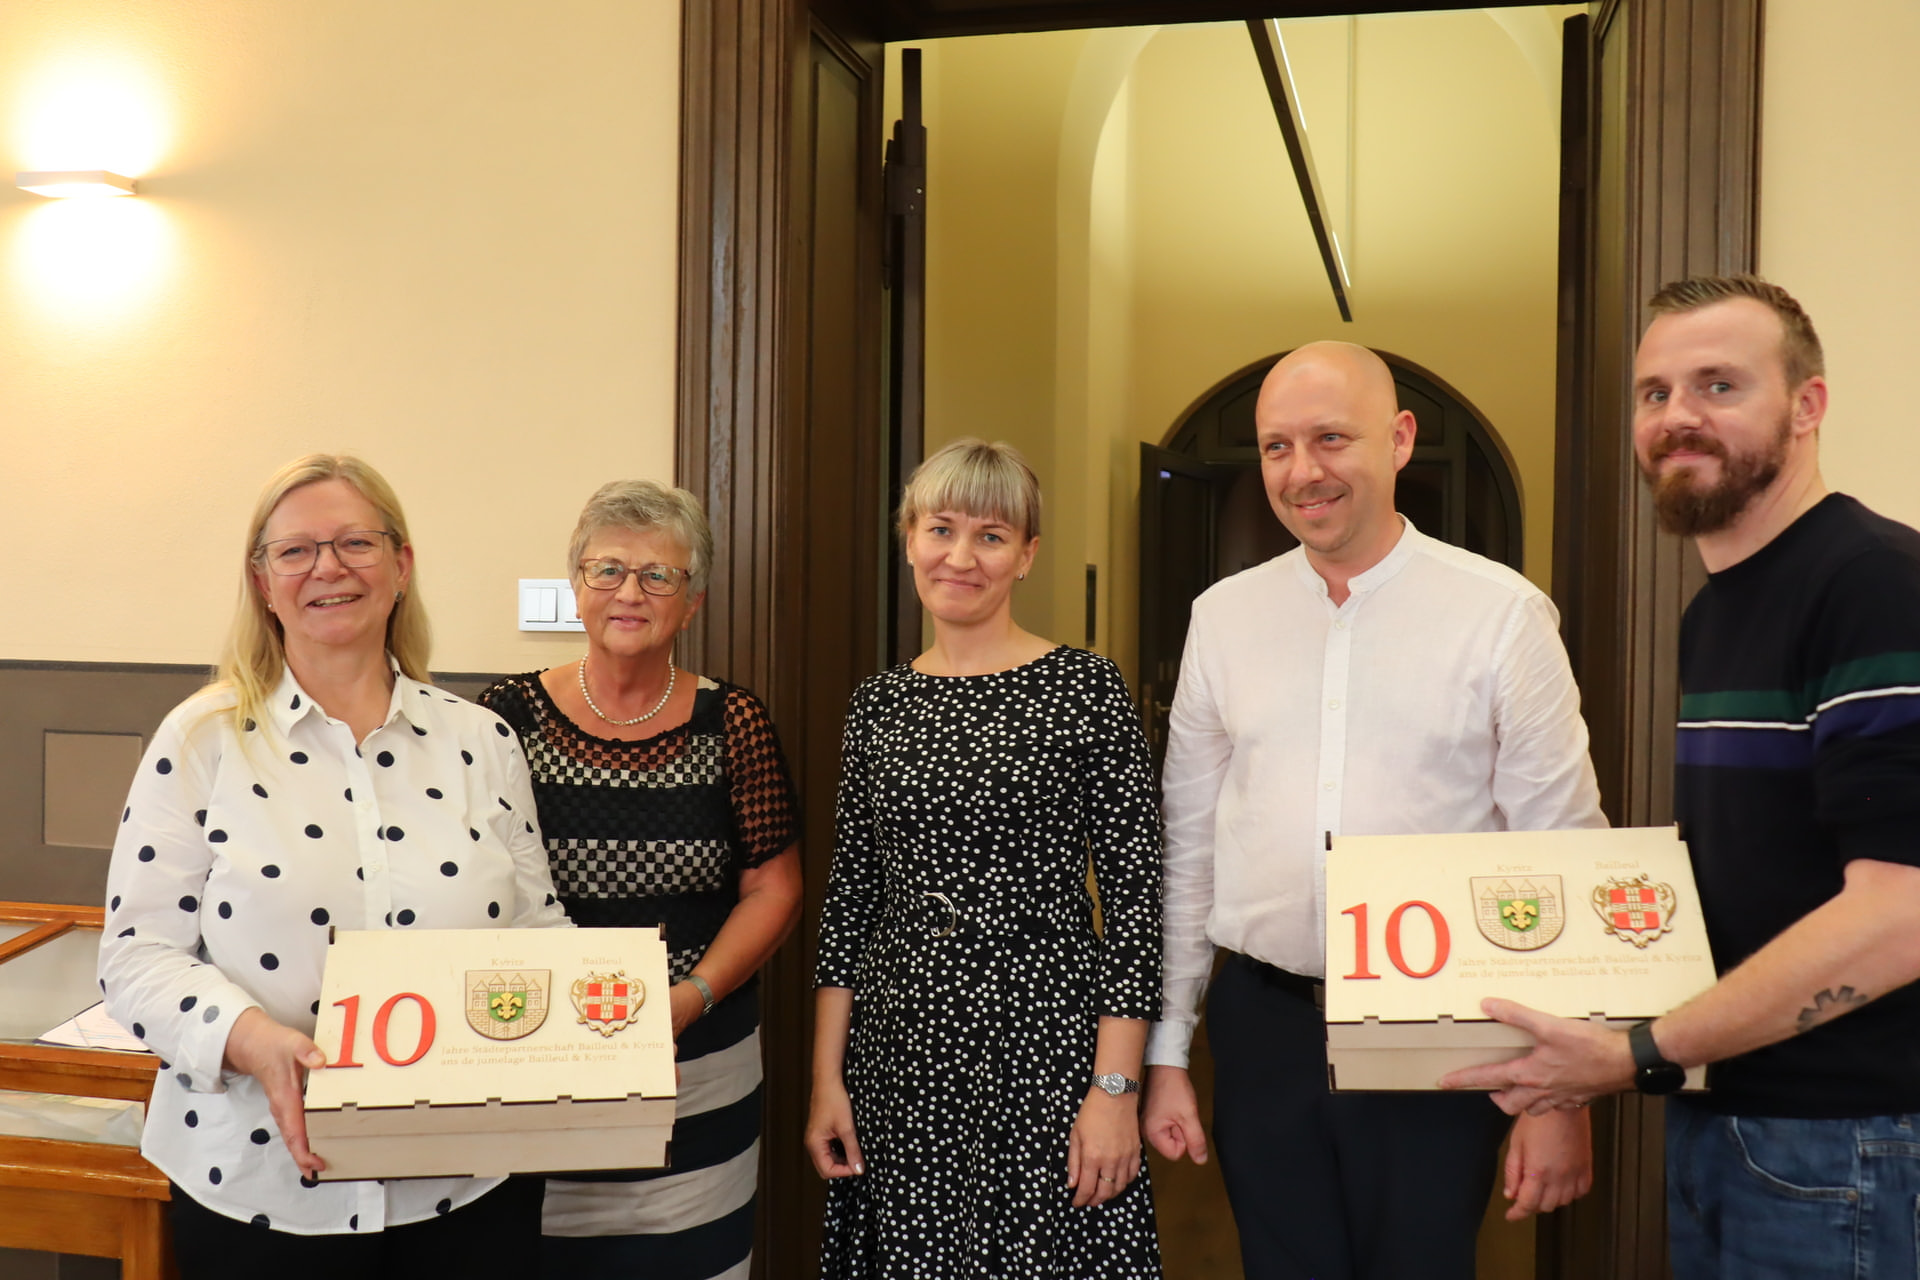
[98, 455, 570, 1278]
[807, 439, 1164, 1277]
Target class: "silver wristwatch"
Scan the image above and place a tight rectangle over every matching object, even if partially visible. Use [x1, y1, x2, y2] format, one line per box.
[1092, 1072, 1140, 1097]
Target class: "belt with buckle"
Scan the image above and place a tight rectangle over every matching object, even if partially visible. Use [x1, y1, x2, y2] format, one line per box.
[1234, 952, 1325, 1011]
[883, 891, 1084, 940]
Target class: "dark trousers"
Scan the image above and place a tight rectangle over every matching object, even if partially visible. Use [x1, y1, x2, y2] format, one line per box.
[1209, 953, 1511, 1280]
[168, 1176, 544, 1280]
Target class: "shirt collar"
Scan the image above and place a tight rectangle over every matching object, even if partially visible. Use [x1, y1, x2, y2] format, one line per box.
[1287, 514, 1422, 600]
[266, 657, 426, 735]
[1346, 514, 1421, 595]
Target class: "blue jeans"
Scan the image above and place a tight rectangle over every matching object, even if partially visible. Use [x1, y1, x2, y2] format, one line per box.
[1667, 1096, 1920, 1278]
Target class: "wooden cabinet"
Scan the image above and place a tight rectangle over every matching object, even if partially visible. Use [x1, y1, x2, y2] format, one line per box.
[0, 903, 168, 1279]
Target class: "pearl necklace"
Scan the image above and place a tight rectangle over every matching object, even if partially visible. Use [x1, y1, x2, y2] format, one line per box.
[578, 657, 676, 726]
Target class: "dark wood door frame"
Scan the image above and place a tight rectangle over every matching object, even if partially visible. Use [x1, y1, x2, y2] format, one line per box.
[676, 4, 886, 1274]
[1544, 4, 1762, 1276]
[884, 48, 928, 666]
[857, 0, 1565, 40]
[675, 2, 1762, 1276]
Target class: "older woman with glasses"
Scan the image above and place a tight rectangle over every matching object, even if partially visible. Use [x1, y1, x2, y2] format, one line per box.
[480, 479, 802, 1280]
[99, 455, 570, 1279]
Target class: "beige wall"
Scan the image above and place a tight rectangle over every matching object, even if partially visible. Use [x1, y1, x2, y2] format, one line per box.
[13, 0, 1896, 671]
[1760, 0, 1920, 531]
[914, 12, 1575, 685]
[1, 0, 682, 673]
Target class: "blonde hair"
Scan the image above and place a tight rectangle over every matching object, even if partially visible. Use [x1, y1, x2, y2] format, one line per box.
[896, 438, 1042, 542]
[567, 479, 714, 596]
[213, 454, 430, 736]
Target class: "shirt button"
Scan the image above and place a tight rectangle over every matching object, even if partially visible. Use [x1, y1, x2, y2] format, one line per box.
[1334, 620, 1347, 630]
[1328, 699, 1341, 710]
[1324, 781, 1337, 792]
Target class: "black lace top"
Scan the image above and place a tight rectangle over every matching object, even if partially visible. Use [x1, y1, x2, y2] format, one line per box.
[479, 672, 800, 980]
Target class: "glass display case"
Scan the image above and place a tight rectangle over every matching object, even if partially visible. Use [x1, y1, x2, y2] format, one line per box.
[0, 902, 166, 1279]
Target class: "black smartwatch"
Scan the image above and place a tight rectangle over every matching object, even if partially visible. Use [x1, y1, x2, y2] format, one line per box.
[1628, 1020, 1685, 1095]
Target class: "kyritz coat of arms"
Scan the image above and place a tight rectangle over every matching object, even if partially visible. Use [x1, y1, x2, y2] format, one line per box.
[1591, 875, 1678, 948]
[1471, 876, 1565, 951]
[465, 970, 550, 1040]
[572, 971, 644, 1037]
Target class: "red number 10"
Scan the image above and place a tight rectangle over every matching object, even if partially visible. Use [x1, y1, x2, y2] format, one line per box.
[1339, 900, 1451, 980]
[329, 992, 437, 1068]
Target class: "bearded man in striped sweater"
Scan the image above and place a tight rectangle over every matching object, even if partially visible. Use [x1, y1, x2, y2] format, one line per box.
[1446, 275, 1920, 1280]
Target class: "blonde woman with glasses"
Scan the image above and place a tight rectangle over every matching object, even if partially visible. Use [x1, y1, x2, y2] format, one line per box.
[99, 454, 570, 1279]
[480, 479, 802, 1280]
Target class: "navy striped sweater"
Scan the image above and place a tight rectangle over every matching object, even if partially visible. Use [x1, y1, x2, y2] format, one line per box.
[1676, 493, 1920, 1116]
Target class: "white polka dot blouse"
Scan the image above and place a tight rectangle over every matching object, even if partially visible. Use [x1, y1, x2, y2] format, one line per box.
[98, 663, 571, 1235]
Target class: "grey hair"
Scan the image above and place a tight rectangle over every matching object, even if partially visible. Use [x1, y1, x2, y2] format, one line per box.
[567, 480, 715, 596]
[896, 438, 1043, 542]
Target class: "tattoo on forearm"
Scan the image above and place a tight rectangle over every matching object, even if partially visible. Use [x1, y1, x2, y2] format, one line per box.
[1795, 986, 1869, 1032]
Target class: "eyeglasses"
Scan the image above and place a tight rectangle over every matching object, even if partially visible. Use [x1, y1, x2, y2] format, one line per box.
[578, 559, 692, 596]
[254, 530, 398, 576]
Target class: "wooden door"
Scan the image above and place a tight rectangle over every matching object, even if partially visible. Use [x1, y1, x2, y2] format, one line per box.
[884, 48, 928, 665]
[1136, 446, 1223, 766]
[676, 3, 886, 1275]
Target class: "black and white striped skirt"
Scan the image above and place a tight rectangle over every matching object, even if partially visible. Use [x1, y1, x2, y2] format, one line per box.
[541, 990, 762, 1280]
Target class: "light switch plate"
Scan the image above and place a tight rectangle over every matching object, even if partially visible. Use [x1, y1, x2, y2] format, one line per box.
[518, 579, 583, 631]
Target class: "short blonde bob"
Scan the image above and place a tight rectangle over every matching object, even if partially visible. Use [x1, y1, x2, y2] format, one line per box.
[896, 438, 1042, 542]
[214, 454, 430, 737]
[567, 479, 714, 597]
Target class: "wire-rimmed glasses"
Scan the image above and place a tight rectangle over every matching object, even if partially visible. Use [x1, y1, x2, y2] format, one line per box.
[254, 530, 399, 576]
[578, 559, 692, 596]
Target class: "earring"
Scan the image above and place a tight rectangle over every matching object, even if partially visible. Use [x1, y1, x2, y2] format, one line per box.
[1018, 573, 1026, 581]
[394, 590, 404, 603]
[265, 601, 275, 612]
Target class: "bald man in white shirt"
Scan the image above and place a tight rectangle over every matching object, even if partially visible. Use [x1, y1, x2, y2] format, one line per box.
[1140, 343, 1603, 1280]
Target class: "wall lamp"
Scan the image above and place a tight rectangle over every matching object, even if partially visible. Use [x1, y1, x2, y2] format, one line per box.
[16, 170, 138, 198]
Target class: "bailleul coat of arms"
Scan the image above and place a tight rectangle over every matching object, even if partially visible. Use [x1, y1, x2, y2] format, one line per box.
[1590, 874, 1678, 948]
[572, 970, 645, 1037]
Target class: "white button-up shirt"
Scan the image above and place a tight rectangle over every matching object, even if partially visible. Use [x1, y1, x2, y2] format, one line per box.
[99, 664, 570, 1233]
[1145, 521, 1605, 1067]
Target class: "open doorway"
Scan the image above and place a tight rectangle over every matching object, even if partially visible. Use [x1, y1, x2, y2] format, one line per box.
[895, 19, 1570, 1275]
[891, 12, 1570, 696]
[819, 12, 1571, 1276]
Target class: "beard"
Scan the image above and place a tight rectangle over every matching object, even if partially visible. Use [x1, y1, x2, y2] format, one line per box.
[1638, 413, 1791, 537]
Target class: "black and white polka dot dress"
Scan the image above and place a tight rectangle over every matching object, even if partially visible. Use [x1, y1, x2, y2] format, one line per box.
[815, 646, 1164, 1278]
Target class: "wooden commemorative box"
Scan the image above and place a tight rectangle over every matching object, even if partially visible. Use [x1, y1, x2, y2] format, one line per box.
[304, 927, 675, 1179]
[1324, 826, 1716, 1091]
